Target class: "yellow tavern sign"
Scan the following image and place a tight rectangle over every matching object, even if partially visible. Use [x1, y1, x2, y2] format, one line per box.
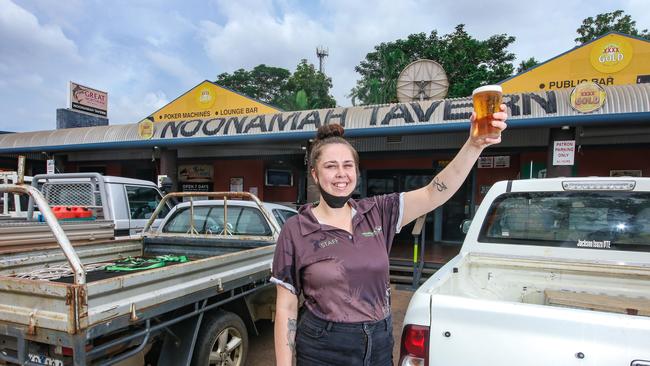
[501, 33, 650, 94]
[149, 80, 281, 123]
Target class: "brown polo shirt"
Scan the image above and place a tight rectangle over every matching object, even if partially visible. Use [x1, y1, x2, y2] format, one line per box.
[271, 193, 404, 322]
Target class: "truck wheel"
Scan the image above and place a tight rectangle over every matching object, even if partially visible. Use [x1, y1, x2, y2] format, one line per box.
[192, 310, 248, 366]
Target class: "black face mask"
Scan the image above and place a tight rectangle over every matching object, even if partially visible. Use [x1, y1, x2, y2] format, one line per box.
[317, 183, 352, 208]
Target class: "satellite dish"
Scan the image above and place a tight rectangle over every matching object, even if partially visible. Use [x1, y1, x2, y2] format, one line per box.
[396, 59, 449, 102]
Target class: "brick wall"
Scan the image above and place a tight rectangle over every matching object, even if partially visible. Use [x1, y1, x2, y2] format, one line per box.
[577, 146, 649, 177]
[213, 159, 265, 200]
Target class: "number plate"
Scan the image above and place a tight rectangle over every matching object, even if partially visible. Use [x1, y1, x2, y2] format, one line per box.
[28, 353, 64, 366]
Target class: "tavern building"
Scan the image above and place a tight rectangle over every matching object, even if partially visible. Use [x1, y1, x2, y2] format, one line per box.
[1, 32, 649, 265]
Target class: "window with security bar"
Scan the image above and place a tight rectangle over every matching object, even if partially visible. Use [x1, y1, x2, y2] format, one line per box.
[42, 182, 100, 207]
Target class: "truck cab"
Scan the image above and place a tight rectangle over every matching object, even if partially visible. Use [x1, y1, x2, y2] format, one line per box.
[28, 173, 172, 236]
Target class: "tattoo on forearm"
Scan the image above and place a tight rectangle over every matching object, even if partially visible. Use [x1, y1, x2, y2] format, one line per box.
[432, 177, 448, 192]
[287, 318, 297, 353]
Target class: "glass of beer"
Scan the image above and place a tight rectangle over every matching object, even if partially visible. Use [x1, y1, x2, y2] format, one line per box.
[472, 85, 503, 139]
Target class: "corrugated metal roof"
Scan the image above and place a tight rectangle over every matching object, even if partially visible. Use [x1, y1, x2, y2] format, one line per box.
[1, 84, 648, 154]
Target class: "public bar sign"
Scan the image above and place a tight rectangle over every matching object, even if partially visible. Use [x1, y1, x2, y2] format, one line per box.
[69, 82, 108, 117]
[501, 33, 650, 94]
[553, 140, 575, 166]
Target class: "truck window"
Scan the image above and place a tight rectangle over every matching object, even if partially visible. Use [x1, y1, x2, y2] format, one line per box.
[126, 186, 169, 219]
[273, 209, 297, 227]
[163, 206, 212, 233]
[163, 205, 272, 236]
[479, 191, 650, 252]
[229, 207, 272, 235]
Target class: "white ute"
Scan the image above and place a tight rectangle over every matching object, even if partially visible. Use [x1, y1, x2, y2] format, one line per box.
[400, 177, 650, 366]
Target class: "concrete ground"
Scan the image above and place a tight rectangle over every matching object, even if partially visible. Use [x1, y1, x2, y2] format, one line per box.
[246, 285, 415, 365]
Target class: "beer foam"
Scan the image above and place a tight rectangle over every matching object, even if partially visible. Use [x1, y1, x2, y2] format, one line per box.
[472, 85, 502, 95]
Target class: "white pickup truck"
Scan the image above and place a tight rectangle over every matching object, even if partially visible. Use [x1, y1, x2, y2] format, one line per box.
[400, 177, 650, 366]
[27, 173, 173, 236]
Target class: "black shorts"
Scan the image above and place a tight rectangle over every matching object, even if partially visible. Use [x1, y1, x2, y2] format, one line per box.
[296, 309, 393, 366]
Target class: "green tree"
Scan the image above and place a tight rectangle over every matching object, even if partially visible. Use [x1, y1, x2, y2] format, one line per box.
[350, 48, 406, 105]
[281, 59, 337, 110]
[216, 60, 335, 111]
[216, 64, 290, 106]
[350, 25, 515, 104]
[516, 57, 539, 74]
[575, 10, 650, 44]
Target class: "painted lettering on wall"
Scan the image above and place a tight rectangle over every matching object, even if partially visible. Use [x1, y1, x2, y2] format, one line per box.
[506, 92, 556, 116]
[539, 77, 615, 90]
[157, 107, 262, 121]
[158, 92, 559, 139]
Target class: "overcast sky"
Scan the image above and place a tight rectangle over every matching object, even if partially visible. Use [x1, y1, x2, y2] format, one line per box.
[1, 0, 648, 132]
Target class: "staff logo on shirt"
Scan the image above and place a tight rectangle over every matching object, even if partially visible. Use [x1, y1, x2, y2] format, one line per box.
[319, 238, 339, 248]
[361, 226, 382, 238]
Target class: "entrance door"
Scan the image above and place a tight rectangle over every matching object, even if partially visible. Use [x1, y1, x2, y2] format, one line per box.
[440, 181, 470, 242]
[365, 169, 473, 248]
[367, 174, 398, 197]
[366, 170, 434, 259]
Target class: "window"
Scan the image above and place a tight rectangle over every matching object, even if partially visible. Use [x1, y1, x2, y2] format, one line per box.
[42, 183, 97, 206]
[230, 207, 272, 235]
[1, 192, 29, 213]
[163, 206, 212, 233]
[126, 186, 169, 219]
[162, 205, 272, 236]
[265, 169, 293, 187]
[272, 210, 283, 226]
[273, 209, 297, 227]
[479, 191, 650, 252]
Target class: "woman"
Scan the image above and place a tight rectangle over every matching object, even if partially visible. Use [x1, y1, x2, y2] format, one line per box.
[272, 106, 508, 365]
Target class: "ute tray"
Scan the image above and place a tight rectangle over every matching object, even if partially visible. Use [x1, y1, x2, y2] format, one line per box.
[50, 257, 188, 284]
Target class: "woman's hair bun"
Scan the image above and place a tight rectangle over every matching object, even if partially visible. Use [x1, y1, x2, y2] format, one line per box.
[315, 124, 345, 140]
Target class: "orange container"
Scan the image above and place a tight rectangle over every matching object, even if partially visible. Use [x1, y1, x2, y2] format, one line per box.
[52, 206, 75, 220]
[72, 206, 93, 219]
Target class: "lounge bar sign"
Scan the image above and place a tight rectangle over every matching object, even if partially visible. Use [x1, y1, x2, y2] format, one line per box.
[69, 82, 108, 117]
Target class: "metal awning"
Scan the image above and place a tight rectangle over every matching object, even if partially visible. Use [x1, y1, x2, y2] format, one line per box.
[1, 84, 648, 154]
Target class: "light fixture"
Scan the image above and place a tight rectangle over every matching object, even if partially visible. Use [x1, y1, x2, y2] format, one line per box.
[562, 180, 635, 191]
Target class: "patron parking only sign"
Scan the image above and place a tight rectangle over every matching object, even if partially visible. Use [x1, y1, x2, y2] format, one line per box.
[553, 140, 575, 166]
